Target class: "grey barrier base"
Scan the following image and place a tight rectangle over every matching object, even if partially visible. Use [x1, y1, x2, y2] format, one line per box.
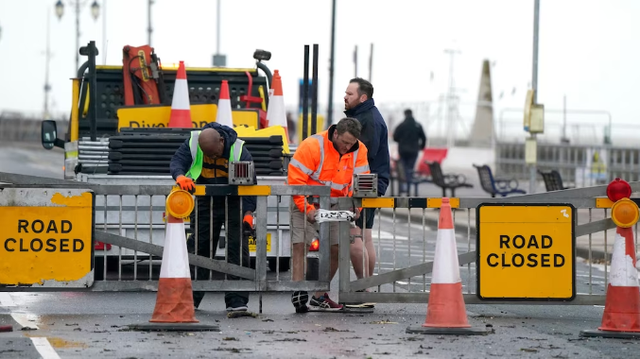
[406, 326, 489, 335]
[580, 329, 640, 339]
[126, 322, 220, 332]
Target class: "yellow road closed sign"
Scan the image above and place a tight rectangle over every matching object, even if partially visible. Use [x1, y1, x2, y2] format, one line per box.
[477, 203, 575, 300]
[0, 188, 94, 287]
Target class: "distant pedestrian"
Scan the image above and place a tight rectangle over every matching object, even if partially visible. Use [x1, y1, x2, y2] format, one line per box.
[393, 109, 426, 194]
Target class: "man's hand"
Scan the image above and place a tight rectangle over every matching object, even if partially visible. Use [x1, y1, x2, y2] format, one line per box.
[176, 175, 195, 192]
[353, 208, 361, 221]
[243, 211, 254, 230]
[306, 208, 317, 224]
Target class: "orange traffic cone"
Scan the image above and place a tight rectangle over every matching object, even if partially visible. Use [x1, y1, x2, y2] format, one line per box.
[127, 190, 217, 332]
[216, 80, 234, 128]
[168, 61, 192, 128]
[581, 226, 640, 338]
[407, 198, 486, 335]
[265, 70, 289, 141]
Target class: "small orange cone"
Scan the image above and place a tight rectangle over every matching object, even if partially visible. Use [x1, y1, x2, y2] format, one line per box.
[265, 70, 289, 142]
[216, 80, 234, 128]
[407, 198, 486, 335]
[168, 61, 192, 128]
[581, 226, 640, 338]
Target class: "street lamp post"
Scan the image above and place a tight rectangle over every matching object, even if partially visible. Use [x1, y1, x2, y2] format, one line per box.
[55, 0, 100, 72]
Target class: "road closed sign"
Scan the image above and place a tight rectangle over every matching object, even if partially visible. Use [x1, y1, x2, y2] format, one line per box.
[0, 188, 95, 287]
[477, 203, 575, 300]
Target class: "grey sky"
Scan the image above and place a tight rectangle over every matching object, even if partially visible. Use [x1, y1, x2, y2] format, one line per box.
[1, 0, 638, 142]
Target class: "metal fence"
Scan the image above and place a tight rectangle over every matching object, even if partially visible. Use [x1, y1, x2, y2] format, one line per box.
[496, 142, 640, 186]
[1, 172, 636, 308]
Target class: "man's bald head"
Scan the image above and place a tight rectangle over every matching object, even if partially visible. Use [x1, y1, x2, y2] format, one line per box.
[199, 128, 224, 158]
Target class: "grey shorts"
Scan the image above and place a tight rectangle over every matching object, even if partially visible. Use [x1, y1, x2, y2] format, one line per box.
[289, 201, 340, 246]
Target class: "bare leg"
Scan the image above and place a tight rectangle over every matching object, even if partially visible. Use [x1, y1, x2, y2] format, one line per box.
[364, 229, 375, 278]
[292, 242, 305, 282]
[315, 244, 339, 298]
[349, 227, 369, 279]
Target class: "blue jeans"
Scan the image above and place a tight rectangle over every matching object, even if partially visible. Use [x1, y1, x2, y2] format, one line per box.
[399, 154, 418, 194]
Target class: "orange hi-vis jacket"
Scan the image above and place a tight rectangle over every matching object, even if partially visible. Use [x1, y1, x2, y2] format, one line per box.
[288, 126, 370, 213]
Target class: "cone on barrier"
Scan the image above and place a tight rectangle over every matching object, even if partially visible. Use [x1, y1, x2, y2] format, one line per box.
[580, 228, 640, 338]
[168, 61, 193, 128]
[265, 70, 289, 141]
[216, 80, 234, 128]
[127, 190, 218, 332]
[406, 198, 487, 335]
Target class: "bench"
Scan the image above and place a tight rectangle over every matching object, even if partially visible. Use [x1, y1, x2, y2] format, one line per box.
[538, 169, 573, 192]
[389, 159, 431, 196]
[426, 161, 473, 197]
[473, 164, 526, 197]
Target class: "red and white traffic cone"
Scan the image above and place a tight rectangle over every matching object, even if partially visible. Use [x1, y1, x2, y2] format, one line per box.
[581, 225, 640, 338]
[216, 80, 234, 128]
[265, 70, 289, 142]
[168, 61, 193, 128]
[407, 198, 486, 335]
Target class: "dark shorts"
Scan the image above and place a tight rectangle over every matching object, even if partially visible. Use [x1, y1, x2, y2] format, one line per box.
[355, 207, 376, 229]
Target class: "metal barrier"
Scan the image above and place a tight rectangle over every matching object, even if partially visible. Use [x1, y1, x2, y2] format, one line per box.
[496, 142, 640, 186]
[338, 182, 640, 306]
[1, 172, 637, 309]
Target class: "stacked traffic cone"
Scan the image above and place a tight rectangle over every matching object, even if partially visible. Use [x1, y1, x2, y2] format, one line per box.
[127, 190, 217, 332]
[406, 198, 486, 335]
[216, 80, 234, 128]
[265, 70, 289, 141]
[168, 61, 193, 128]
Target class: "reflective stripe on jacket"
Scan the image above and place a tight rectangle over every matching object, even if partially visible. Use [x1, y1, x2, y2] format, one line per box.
[185, 130, 245, 181]
[287, 126, 370, 213]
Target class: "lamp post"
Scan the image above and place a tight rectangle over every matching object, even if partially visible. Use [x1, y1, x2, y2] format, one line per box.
[55, 0, 100, 72]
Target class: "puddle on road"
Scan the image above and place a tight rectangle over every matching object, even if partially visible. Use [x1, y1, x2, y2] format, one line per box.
[23, 333, 87, 348]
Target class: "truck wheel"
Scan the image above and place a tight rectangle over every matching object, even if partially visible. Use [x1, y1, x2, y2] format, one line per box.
[268, 257, 291, 272]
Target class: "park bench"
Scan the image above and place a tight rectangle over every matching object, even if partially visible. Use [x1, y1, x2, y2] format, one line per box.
[473, 164, 526, 197]
[426, 161, 473, 197]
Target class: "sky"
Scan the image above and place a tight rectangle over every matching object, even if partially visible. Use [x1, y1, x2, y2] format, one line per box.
[1, 0, 639, 143]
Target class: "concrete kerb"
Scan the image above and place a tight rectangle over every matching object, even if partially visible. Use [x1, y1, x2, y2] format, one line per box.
[379, 206, 612, 263]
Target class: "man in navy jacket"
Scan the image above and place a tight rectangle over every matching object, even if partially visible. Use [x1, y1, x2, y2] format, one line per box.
[344, 77, 390, 286]
[170, 122, 256, 312]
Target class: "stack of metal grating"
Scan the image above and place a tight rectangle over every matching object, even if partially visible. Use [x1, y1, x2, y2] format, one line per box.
[77, 137, 110, 174]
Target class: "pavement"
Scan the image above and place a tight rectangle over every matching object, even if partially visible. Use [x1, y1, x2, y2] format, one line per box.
[381, 164, 618, 263]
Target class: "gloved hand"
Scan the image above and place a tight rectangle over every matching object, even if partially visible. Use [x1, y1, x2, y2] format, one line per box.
[243, 212, 255, 239]
[176, 175, 195, 192]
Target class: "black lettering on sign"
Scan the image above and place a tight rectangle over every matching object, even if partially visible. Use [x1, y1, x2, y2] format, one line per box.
[46, 239, 57, 252]
[554, 254, 565, 267]
[542, 235, 552, 248]
[500, 235, 510, 248]
[60, 239, 69, 252]
[32, 220, 44, 233]
[513, 235, 525, 249]
[73, 239, 84, 252]
[528, 235, 539, 248]
[30, 238, 43, 252]
[4, 238, 16, 252]
[61, 220, 72, 234]
[46, 221, 57, 233]
[19, 238, 28, 252]
[527, 253, 538, 267]
[512, 253, 525, 267]
[541, 253, 551, 267]
[487, 253, 499, 267]
[18, 220, 28, 233]
[501, 253, 511, 267]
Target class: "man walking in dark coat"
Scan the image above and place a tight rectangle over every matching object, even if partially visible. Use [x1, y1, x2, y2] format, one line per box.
[393, 109, 426, 194]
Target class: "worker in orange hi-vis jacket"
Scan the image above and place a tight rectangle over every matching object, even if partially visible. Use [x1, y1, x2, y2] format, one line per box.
[287, 117, 370, 313]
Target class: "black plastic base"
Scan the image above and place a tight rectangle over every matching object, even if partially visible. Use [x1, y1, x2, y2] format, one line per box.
[406, 326, 489, 335]
[126, 322, 220, 332]
[580, 329, 640, 339]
